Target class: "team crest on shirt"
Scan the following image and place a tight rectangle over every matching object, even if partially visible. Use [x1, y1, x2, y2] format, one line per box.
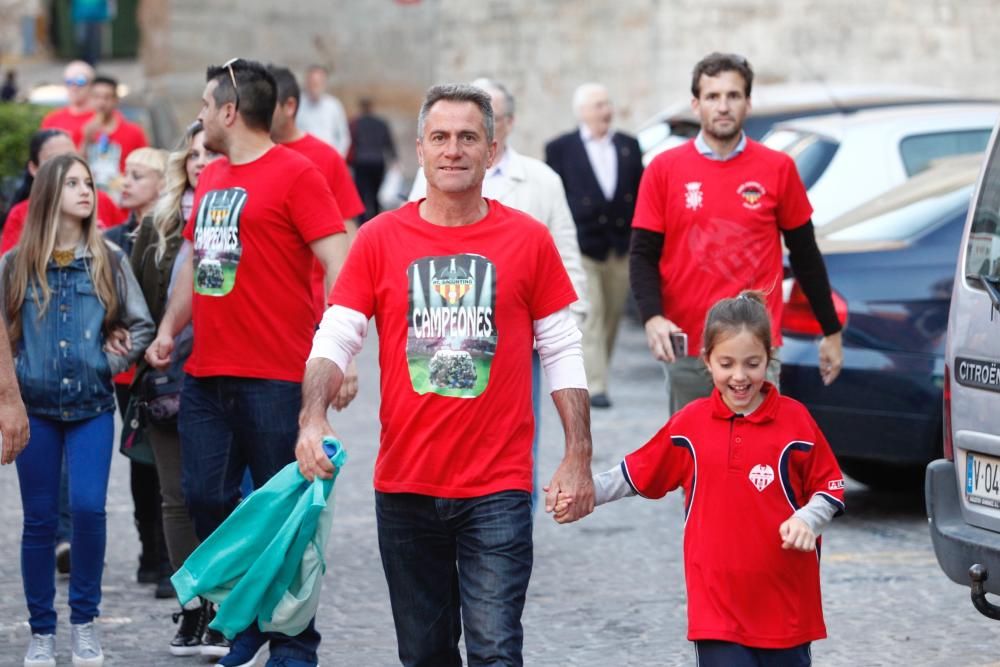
[684, 182, 703, 210]
[737, 181, 766, 210]
[748, 464, 775, 492]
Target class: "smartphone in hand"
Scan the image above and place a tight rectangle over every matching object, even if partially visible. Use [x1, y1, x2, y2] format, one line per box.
[670, 331, 688, 358]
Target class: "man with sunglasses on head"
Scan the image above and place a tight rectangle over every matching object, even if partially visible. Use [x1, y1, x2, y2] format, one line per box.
[40, 60, 95, 147]
[145, 58, 350, 667]
[630, 52, 844, 417]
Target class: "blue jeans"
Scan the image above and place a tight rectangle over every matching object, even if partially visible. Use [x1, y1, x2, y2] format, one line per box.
[16, 413, 114, 634]
[375, 490, 533, 667]
[178, 374, 320, 661]
[694, 641, 812, 667]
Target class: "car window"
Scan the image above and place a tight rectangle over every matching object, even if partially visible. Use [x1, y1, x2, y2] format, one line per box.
[965, 136, 1000, 283]
[826, 186, 972, 242]
[763, 130, 839, 189]
[900, 130, 992, 177]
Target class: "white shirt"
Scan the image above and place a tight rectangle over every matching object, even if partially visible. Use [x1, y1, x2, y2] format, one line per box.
[579, 125, 618, 201]
[296, 94, 351, 156]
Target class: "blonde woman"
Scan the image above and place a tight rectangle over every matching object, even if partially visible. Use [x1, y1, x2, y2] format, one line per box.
[104, 146, 171, 598]
[0, 154, 153, 666]
[129, 121, 220, 656]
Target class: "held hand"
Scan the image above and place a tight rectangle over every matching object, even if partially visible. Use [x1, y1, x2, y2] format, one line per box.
[332, 359, 359, 411]
[544, 453, 595, 523]
[295, 417, 338, 482]
[144, 331, 175, 370]
[779, 516, 817, 551]
[0, 394, 30, 465]
[818, 331, 844, 386]
[103, 327, 132, 357]
[644, 316, 682, 363]
[546, 490, 576, 524]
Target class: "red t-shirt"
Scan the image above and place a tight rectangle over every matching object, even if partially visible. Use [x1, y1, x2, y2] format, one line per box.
[632, 140, 813, 354]
[284, 133, 365, 323]
[40, 106, 95, 147]
[182, 145, 345, 382]
[85, 112, 149, 174]
[1, 191, 127, 253]
[623, 385, 845, 648]
[330, 200, 577, 497]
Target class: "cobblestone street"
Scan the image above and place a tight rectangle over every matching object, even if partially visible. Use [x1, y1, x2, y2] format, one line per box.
[1, 321, 997, 666]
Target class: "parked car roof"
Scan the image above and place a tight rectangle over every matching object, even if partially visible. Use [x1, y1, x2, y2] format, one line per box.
[765, 103, 998, 226]
[637, 82, 994, 164]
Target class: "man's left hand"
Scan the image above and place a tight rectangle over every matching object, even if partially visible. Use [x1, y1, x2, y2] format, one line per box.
[818, 331, 843, 386]
[544, 452, 594, 523]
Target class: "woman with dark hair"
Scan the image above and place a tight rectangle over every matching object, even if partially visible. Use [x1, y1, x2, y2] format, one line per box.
[1, 129, 127, 253]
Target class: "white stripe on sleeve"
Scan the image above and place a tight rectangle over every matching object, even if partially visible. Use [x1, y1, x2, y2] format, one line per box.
[533, 307, 587, 392]
[307, 305, 369, 374]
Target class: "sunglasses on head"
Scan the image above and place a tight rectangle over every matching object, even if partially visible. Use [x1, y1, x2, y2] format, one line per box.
[65, 76, 89, 87]
[222, 57, 241, 113]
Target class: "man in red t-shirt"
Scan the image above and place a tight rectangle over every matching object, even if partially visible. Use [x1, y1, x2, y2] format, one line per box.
[39, 60, 95, 147]
[266, 65, 365, 325]
[631, 53, 845, 414]
[297, 84, 595, 666]
[145, 59, 348, 664]
[82, 75, 149, 201]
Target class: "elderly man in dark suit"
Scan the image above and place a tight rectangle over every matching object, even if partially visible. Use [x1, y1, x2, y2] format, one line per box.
[545, 83, 643, 408]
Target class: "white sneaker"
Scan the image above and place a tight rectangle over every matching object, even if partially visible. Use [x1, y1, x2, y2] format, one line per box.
[71, 622, 104, 666]
[23, 633, 55, 667]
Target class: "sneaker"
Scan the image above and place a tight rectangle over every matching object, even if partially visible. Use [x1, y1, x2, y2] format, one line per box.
[55, 541, 71, 575]
[71, 622, 104, 666]
[216, 623, 267, 666]
[201, 627, 232, 657]
[23, 633, 55, 667]
[170, 603, 207, 657]
[264, 658, 315, 667]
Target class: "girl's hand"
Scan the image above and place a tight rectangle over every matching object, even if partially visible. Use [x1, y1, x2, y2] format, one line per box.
[779, 516, 816, 551]
[548, 490, 575, 524]
[104, 326, 131, 356]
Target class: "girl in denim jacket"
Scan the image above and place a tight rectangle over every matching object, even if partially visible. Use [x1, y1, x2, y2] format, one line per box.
[1, 154, 154, 667]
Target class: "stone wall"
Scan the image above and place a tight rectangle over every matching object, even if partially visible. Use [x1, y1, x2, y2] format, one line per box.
[146, 0, 1000, 173]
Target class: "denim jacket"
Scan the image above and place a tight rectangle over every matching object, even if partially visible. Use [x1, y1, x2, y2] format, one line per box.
[0, 243, 154, 421]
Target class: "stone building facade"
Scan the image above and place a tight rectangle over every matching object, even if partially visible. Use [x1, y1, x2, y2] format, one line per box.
[143, 0, 1000, 173]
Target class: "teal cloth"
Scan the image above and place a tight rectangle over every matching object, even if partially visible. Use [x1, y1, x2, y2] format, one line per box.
[172, 438, 347, 638]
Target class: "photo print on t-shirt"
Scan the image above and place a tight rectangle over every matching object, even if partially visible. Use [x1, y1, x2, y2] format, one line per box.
[192, 187, 247, 297]
[407, 254, 497, 398]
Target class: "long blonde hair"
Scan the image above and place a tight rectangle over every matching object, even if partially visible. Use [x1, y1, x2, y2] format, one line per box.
[4, 154, 121, 347]
[151, 123, 202, 262]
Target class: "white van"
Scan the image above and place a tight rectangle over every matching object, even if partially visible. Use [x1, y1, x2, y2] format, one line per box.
[926, 119, 1000, 619]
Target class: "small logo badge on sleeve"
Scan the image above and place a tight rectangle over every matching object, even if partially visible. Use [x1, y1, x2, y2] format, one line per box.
[828, 479, 845, 491]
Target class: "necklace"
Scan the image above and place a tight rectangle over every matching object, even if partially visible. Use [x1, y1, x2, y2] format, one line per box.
[52, 249, 75, 267]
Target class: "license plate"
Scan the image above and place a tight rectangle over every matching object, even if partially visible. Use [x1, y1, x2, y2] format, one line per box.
[966, 452, 1000, 509]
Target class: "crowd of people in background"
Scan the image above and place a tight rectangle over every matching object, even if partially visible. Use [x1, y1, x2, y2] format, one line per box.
[0, 52, 847, 667]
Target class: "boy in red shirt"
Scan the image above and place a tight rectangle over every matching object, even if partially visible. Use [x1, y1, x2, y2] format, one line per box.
[82, 75, 149, 201]
[557, 291, 845, 666]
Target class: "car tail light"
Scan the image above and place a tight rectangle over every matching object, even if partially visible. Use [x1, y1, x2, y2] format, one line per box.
[781, 280, 848, 336]
[943, 363, 954, 461]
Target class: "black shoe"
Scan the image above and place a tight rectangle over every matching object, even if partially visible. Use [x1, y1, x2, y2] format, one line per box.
[170, 603, 207, 657]
[137, 565, 158, 584]
[590, 393, 612, 408]
[201, 604, 232, 657]
[55, 541, 71, 575]
[155, 574, 176, 599]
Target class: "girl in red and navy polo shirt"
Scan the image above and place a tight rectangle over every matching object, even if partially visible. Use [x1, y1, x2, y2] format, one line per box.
[556, 291, 845, 667]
